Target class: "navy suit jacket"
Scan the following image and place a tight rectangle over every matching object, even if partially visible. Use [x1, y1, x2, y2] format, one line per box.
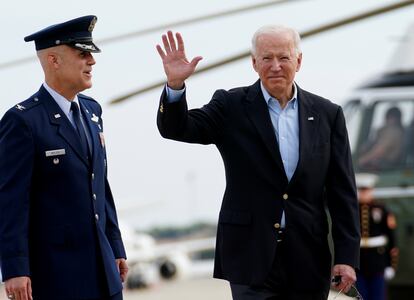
[0, 86, 126, 299]
[157, 80, 360, 291]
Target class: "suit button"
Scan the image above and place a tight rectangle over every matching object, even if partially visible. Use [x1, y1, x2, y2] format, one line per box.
[93, 194, 97, 200]
[95, 214, 99, 221]
[274, 223, 281, 229]
[91, 173, 95, 180]
[282, 193, 288, 200]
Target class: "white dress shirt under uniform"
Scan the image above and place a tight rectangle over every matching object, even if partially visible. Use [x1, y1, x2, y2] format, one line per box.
[43, 82, 93, 150]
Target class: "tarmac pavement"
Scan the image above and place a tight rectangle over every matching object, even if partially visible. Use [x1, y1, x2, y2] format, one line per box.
[123, 277, 352, 300]
[0, 278, 351, 300]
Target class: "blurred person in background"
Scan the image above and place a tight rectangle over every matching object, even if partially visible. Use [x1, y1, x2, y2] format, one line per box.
[358, 107, 404, 170]
[356, 173, 398, 300]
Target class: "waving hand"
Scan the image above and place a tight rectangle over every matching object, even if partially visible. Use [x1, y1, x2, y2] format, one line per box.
[156, 31, 202, 89]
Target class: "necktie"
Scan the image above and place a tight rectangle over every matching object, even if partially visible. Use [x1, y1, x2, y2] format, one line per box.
[70, 101, 89, 159]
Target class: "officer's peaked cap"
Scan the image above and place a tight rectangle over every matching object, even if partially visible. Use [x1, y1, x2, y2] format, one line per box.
[24, 15, 101, 53]
[355, 173, 378, 189]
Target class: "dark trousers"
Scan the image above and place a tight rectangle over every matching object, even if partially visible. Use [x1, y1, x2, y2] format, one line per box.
[230, 241, 329, 300]
[68, 293, 123, 300]
[230, 284, 328, 300]
[35, 293, 123, 300]
[95, 292, 123, 300]
[356, 272, 385, 300]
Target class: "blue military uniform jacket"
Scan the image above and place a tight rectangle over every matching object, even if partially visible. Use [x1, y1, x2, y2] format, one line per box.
[0, 86, 126, 299]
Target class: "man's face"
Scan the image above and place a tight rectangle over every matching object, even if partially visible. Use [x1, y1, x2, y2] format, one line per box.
[55, 46, 96, 95]
[252, 32, 301, 98]
[358, 187, 374, 204]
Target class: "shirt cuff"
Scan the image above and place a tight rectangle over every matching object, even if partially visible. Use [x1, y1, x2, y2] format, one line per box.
[165, 85, 185, 103]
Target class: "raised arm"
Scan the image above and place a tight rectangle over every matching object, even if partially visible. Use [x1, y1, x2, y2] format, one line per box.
[156, 31, 202, 89]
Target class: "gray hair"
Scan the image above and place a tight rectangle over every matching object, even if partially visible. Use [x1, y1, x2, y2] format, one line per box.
[251, 24, 302, 56]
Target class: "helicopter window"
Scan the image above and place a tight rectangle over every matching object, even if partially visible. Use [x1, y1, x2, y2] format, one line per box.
[357, 99, 414, 171]
[343, 100, 362, 151]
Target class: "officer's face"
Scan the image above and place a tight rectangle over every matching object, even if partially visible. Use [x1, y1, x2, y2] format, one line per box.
[252, 32, 302, 100]
[55, 46, 96, 96]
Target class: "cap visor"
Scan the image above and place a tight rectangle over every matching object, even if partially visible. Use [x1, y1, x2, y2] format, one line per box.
[71, 41, 101, 53]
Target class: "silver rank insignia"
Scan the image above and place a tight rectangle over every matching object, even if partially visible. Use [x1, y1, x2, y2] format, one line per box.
[16, 104, 26, 111]
[54, 114, 61, 119]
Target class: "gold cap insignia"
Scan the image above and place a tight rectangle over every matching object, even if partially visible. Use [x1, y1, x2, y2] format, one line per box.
[88, 17, 97, 32]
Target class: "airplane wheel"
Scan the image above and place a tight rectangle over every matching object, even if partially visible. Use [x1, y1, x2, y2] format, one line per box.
[160, 260, 177, 279]
[126, 273, 148, 289]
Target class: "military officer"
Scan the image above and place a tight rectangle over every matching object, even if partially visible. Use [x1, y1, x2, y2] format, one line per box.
[0, 16, 127, 300]
[355, 173, 398, 300]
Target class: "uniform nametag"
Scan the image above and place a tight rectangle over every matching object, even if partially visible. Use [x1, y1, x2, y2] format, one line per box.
[45, 149, 66, 157]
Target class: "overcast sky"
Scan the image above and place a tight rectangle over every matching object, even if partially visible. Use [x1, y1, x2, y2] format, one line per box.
[1, 0, 414, 230]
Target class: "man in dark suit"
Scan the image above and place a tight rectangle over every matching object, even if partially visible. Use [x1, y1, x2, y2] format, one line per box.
[156, 25, 360, 299]
[0, 16, 127, 300]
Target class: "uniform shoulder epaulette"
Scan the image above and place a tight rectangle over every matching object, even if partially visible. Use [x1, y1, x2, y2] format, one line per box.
[12, 95, 42, 112]
[78, 93, 98, 104]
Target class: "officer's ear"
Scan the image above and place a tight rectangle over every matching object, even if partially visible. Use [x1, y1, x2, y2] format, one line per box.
[37, 49, 59, 73]
[47, 51, 62, 70]
[48, 52, 58, 66]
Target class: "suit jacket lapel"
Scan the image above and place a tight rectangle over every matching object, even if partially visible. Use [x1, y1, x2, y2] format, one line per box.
[39, 86, 89, 167]
[244, 80, 287, 181]
[289, 86, 319, 186]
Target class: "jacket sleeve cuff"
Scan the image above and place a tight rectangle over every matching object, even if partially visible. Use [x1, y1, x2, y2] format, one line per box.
[109, 238, 127, 260]
[334, 243, 360, 269]
[1, 256, 30, 281]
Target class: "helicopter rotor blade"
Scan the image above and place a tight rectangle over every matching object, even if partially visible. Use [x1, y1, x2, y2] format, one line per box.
[110, 0, 414, 105]
[99, 0, 300, 44]
[0, 0, 299, 71]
